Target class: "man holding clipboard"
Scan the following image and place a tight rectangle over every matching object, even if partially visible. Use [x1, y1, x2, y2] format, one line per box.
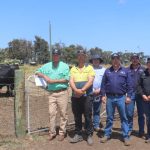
[35, 49, 70, 142]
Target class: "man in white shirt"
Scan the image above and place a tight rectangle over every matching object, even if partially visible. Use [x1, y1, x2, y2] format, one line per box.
[89, 54, 105, 131]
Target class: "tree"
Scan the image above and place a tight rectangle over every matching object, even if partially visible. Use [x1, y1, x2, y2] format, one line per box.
[0, 48, 6, 63]
[34, 36, 50, 64]
[7, 39, 33, 63]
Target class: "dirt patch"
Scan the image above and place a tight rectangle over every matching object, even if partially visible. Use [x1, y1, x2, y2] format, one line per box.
[0, 118, 149, 150]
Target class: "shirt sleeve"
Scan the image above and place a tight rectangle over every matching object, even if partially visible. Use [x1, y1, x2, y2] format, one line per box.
[137, 73, 145, 96]
[88, 65, 95, 77]
[126, 70, 133, 98]
[100, 70, 107, 96]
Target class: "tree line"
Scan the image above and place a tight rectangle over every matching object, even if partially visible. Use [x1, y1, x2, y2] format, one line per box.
[0, 35, 149, 65]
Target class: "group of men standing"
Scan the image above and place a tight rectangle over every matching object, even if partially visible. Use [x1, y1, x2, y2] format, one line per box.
[35, 49, 150, 146]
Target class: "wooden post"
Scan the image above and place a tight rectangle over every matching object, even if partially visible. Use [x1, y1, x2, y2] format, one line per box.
[14, 70, 26, 137]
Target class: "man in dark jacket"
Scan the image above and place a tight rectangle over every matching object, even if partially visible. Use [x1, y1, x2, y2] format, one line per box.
[100, 53, 132, 146]
[126, 53, 145, 137]
[137, 58, 150, 143]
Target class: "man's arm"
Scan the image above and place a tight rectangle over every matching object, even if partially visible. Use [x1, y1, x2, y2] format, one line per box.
[69, 76, 84, 96]
[36, 72, 68, 84]
[81, 76, 94, 93]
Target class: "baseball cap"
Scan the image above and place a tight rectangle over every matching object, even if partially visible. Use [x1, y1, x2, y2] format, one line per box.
[111, 53, 120, 59]
[77, 50, 86, 54]
[130, 53, 140, 59]
[52, 49, 61, 55]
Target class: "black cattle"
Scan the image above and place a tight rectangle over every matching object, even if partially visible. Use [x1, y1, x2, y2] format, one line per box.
[0, 64, 19, 96]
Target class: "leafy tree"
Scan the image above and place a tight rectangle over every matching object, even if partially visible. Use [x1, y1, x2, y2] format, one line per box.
[7, 39, 33, 63]
[34, 36, 50, 64]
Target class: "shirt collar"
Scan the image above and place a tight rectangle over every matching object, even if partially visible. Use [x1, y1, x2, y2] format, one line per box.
[110, 65, 122, 72]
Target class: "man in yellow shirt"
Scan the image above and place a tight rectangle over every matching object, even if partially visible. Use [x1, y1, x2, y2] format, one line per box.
[69, 50, 95, 146]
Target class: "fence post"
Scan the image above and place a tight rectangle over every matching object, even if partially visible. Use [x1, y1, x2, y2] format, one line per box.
[14, 70, 26, 137]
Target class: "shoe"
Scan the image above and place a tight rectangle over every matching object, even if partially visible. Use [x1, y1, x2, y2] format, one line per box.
[94, 127, 100, 132]
[87, 135, 93, 146]
[138, 133, 145, 139]
[124, 139, 131, 146]
[145, 138, 150, 143]
[58, 135, 65, 141]
[49, 135, 56, 141]
[70, 134, 83, 143]
[100, 136, 109, 143]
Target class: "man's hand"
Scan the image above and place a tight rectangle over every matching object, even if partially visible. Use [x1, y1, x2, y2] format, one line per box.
[101, 96, 107, 104]
[74, 89, 85, 98]
[93, 89, 100, 96]
[125, 97, 131, 104]
[147, 95, 150, 101]
[43, 76, 54, 84]
[142, 95, 149, 101]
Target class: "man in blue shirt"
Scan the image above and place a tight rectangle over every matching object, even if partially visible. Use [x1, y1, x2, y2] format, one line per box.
[100, 53, 132, 146]
[89, 54, 105, 132]
[126, 53, 145, 137]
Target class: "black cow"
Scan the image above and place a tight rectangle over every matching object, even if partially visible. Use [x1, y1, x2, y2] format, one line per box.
[0, 64, 19, 96]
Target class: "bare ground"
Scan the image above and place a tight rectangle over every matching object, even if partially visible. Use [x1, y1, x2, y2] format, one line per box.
[0, 82, 149, 150]
[0, 118, 149, 150]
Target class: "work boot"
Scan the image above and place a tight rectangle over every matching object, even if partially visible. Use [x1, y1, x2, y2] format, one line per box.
[70, 134, 83, 143]
[145, 138, 150, 143]
[138, 132, 145, 139]
[87, 135, 93, 146]
[124, 139, 131, 146]
[100, 136, 109, 143]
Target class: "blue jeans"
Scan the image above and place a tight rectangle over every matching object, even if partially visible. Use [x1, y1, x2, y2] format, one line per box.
[125, 93, 135, 132]
[135, 93, 145, 134]
[142, 101, 150, 138]
[93, 96, 102, 128]
[104, 95, 129, 140]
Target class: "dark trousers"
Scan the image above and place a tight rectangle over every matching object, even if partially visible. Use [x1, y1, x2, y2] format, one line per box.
[142, 101, 150, 138]
[136, 94, 145, 134]
[71, 95, 93, 136]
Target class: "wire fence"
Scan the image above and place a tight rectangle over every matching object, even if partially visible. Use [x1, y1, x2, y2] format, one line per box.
[26, 75, 74, 134]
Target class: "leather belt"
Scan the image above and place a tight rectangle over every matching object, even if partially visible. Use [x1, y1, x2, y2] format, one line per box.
[51, 88, 67, 93]
[106, 93, 124, 97]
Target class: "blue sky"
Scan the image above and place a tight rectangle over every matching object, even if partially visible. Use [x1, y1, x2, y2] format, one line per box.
[0, 0, 150, 55]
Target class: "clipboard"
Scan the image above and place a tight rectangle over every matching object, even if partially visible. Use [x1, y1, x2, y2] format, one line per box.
[34, 75, 47, 88]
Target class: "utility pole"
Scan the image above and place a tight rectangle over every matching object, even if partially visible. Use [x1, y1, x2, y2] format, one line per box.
[49, 21, 52, 61]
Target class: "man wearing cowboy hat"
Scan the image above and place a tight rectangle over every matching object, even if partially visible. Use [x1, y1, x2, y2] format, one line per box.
[89, 54, 106, 132]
